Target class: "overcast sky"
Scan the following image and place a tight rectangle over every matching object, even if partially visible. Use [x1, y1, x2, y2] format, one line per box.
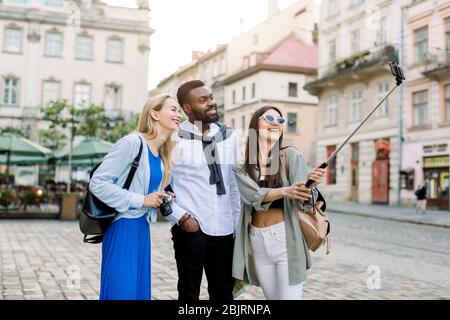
[104, 0, 299, 89]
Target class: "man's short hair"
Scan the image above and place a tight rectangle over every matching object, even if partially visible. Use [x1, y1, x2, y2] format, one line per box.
[176, 80, 205, 108]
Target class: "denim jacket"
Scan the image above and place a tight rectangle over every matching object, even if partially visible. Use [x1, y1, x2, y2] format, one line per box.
[89, 132, 164, 224]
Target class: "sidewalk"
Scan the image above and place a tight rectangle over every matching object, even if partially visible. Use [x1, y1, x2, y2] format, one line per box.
[327, 201, 450, 228]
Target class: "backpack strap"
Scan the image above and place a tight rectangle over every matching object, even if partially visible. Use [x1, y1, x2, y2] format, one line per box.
[123, 136, 144, 190]
[83, 234, 104, 244]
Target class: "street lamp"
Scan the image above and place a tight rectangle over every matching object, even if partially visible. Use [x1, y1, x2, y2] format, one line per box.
[67, 112, 77, 194]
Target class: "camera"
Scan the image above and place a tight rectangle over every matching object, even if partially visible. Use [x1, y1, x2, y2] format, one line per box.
[159, 194, 173, 217]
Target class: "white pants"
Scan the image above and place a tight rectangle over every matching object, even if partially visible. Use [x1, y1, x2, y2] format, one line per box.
[249, 221, 304, 300]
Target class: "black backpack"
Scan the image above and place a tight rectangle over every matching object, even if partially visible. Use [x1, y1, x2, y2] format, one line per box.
[79, 137, 143, 244]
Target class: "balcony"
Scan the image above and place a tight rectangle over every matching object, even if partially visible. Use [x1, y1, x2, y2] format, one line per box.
[304, 45, 398, 96]
[422, 51, 450, 80]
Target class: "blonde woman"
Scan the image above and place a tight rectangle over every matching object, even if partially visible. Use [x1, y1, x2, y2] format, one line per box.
[89, 94, 182, 300]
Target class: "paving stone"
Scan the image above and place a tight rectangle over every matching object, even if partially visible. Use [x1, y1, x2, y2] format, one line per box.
[1, 217, 449, 300]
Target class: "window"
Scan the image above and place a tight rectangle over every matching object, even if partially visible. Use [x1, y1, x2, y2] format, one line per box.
[2, 78, 19, 106]
[106, 38, 123, 63]
[326, 95, 338, 126]
[6, 0, 27, 4]
[81, 0, 92, 9]
[252, 83, 256, 98]
[44, 0, 64, 8]
[231, 118, 235, 129]
[287, 113, 297, 133]
[376, 81, 389, 116]
[329, 39, 336, 63]
[76, 35, 93, 60]
[414, 26, 428, 64]
[232, 90, 236, 104]
[446, 18, 450, 55]
[219, 57, 226, 75]
[74, 83, 91, 108]
[351, 29, 360, 55]
[288, 82, 298, 97]
[45, 31, 63, 57]
[350, 0, 363, 6]
[243, 56, 250, 69]
[413, 90, 428, 126]
[3, 27, 22, 53]
[445, 85, 450, 123]
[42, 81, 60, 106]
[326, 146, 337, 185]
[212, 60, 218, 77]
[242, 86, 246, 101]
[242, 115, 246, 131]
[104, 85, 122, 111]
[377, 17, 387, 45]
[349, 89, 362, 122]
[400, 170, 415, 190]
[328, 0, 337, 17]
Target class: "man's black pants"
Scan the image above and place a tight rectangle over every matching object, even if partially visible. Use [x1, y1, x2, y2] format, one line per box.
[171, 224, 235, 301]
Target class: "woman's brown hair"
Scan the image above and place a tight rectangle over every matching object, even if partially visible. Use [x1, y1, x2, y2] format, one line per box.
[243, 105, 284, 188]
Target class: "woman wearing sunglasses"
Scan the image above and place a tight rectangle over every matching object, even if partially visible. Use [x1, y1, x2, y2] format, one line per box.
[232, 106, 325, 300]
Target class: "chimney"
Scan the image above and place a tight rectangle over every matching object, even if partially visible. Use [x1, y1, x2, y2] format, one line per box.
[268, 0, 279, 17]
[191, 51, 204, 61]
[136, 0, 149, 10]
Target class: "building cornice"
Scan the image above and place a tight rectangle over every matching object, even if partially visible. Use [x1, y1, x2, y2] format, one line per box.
[437, 1, 450, 12]
[223, 64, 317, 85]
[407, 10, 433, 25]
[226, 99, 317, 112]
[198, 45, 227, 62]
[0, 8, 154, 35]
[316, 127, 399, 146]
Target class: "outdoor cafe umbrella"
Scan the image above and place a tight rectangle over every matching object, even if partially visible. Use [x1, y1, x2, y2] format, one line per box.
[52, 137, 113, 167]
[0, 133, 52, 180]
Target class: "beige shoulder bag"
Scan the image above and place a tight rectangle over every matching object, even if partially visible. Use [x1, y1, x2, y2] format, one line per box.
[280, 149, 331, 255]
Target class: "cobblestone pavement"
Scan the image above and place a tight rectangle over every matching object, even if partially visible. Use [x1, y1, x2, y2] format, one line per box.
[1, 212, 449, 300]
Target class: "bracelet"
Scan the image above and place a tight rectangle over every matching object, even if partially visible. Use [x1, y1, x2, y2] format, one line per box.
[179, 214, 191, 226]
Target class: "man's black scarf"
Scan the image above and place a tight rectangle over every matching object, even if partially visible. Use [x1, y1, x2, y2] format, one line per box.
[178, 122, 233, 195]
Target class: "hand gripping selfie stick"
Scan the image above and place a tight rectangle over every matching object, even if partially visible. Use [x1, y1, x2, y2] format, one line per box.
[305, 61, 406, 188]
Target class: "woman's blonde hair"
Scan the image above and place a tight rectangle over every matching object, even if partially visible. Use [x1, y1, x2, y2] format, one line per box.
[137, 94, 177, 189]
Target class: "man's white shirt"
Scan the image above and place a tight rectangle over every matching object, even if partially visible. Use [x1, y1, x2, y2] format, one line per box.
[165, 121, 241, 236]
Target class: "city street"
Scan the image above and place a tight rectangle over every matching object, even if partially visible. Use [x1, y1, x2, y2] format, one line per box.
[0, 212, 449, 300]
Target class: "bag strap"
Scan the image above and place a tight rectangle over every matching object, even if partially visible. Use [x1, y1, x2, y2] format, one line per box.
[83, 234, 104, 244]
[122, 136, 144, 190]
[279, 147, 290, 181]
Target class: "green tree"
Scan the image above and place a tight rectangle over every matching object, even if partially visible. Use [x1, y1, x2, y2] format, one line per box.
[0, 126, 30, 139]
[38, 128, 67, 150]
[75, 104, 105, 137]
[104, 114, 140, 143]
[40, 100, 106, 142]
[40, 100, 73, 130]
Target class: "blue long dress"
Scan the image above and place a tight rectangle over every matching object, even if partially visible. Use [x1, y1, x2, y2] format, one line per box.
[99, 146, 162, 300]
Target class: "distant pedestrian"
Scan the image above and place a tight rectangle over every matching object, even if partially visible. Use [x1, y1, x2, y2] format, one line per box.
[415, 184, 427, 214]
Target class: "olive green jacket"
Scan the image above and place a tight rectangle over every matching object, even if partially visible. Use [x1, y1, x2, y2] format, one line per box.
[231, 147, 318, 286]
